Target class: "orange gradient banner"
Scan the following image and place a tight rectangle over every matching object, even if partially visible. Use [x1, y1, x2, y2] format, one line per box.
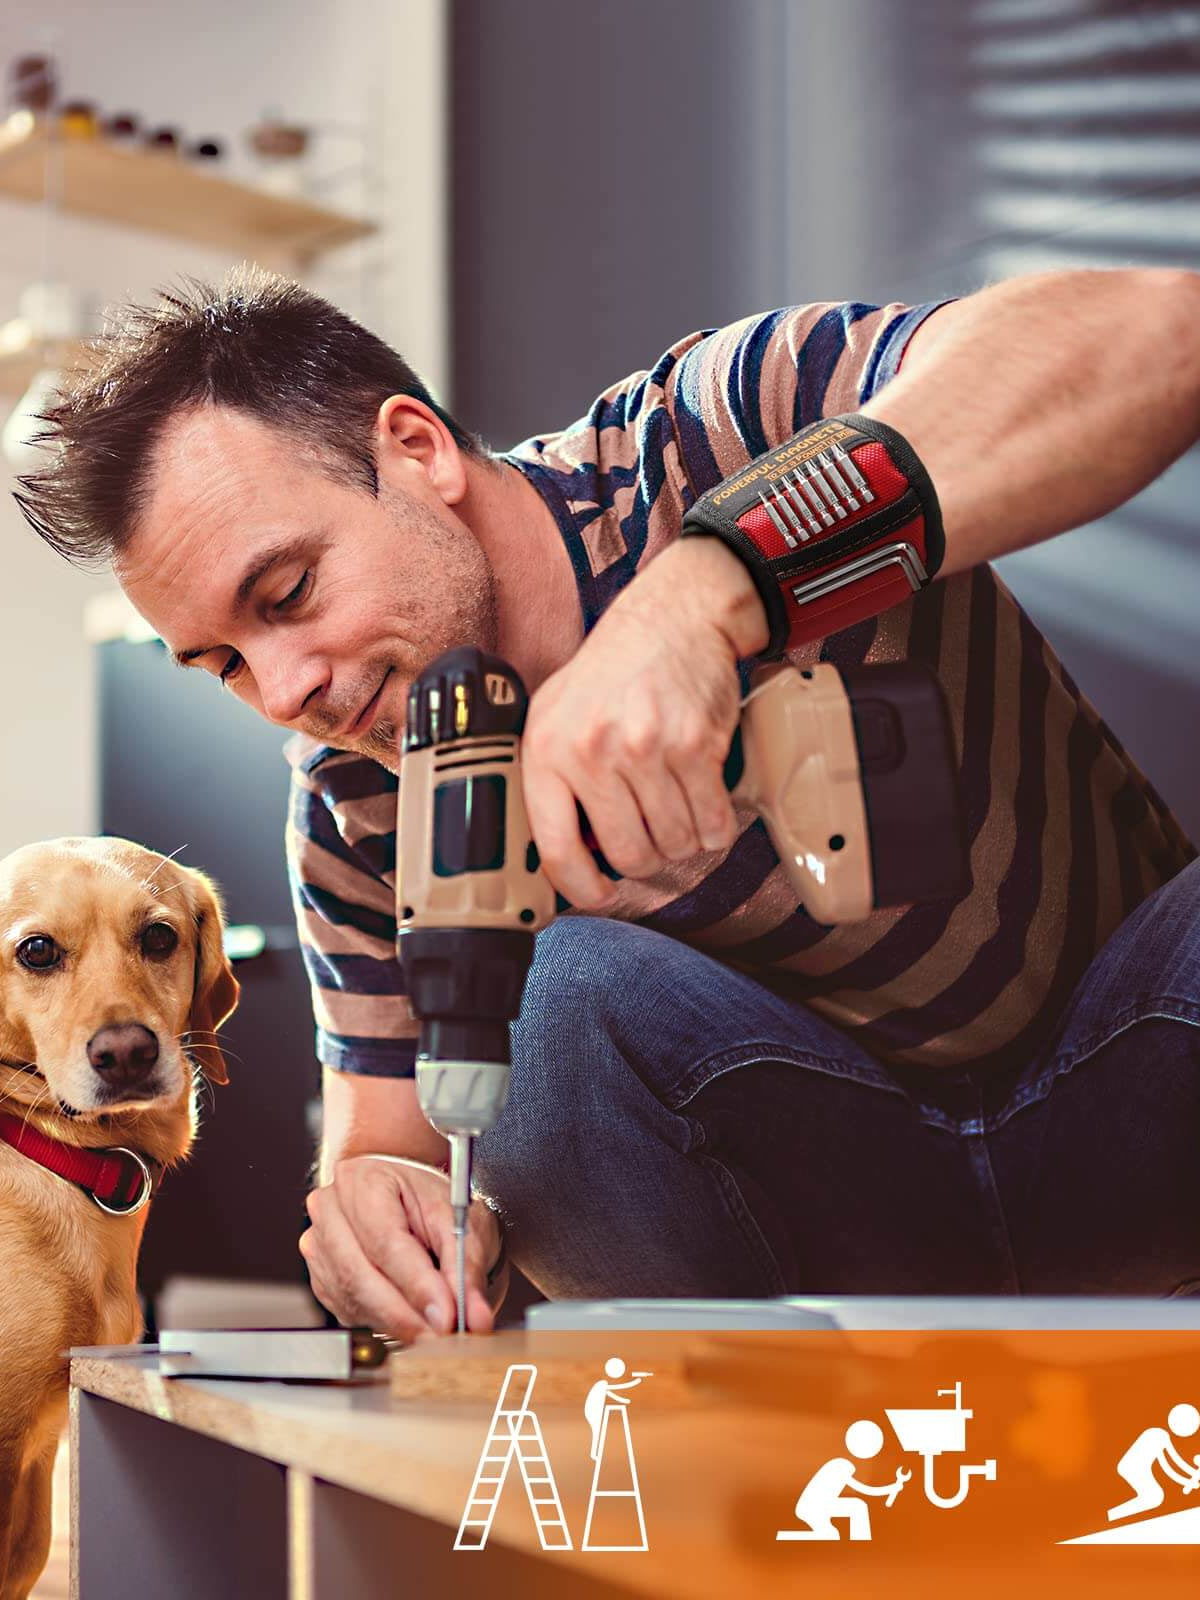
[431, 1329, 1200, 1599]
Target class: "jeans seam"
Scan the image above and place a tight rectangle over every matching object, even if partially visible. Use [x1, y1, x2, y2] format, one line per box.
[684, 1125, 789, 1296]
[982, 1007, 1200, 1135]
[662, 1040, 907, 1110]
[967, 1132, 1022, 1292]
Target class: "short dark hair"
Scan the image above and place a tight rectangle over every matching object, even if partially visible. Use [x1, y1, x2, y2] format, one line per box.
[11, 263, 489, 568]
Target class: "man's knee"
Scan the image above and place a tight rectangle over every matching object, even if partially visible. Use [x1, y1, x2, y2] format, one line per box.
[475, 917, 667, 1195]
[515, 913, 683, 1048]
[1104, 856, 1200, 997]
[1052, 858, 1200, 1067]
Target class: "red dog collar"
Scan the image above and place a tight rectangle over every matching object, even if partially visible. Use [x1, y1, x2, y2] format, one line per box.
[0, 1111, 159, 1215]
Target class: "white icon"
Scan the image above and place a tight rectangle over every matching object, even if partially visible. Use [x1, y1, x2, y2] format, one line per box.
[777, 1381, 997, 1543]
[455, 1357, 652, 1554]
[1060, 1401, 1200, 1546]
[886, 1382, 998, 1509]
[581, 1357, 653, 1552]
[455, 1363, 573, 1552]
[777, 1419, 910, 1541]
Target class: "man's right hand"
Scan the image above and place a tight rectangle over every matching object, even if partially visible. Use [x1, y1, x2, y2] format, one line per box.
[299, 1154, 504, 1342]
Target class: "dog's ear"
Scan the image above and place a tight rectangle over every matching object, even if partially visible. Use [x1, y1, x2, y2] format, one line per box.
[183, 867, 240, 1087]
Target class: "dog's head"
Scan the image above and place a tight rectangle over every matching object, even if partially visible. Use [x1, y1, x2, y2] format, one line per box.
[0, 837, 240, 1121]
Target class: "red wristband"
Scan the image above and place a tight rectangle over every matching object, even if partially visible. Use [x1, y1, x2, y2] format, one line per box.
[680, 414, 944, 657]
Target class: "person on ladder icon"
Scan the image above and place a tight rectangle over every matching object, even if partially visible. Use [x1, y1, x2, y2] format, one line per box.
[581, 1356, 653, 1552]
[584, 1358, 650, 1460]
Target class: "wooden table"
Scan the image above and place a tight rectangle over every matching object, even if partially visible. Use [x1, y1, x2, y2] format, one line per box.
[67, 1334, 758, 1600]
[72, 1327, 1194, 1599]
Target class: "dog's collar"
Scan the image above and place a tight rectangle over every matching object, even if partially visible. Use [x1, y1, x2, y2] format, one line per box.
[0, 1112, 162, 1215]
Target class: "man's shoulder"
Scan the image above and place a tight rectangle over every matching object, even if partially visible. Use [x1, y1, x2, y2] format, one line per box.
[504, 323, 716, 472]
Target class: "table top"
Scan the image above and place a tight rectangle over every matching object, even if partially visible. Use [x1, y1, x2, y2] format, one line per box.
[69, 1330, 824, 1600]
[72, 1324, 1196, 1600]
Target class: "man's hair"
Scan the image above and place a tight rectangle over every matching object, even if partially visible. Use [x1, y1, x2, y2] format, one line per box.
[11, 263, 489, 568]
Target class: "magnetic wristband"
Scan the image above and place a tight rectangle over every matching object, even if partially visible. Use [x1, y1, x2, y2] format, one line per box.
[680, 414, 944, 658]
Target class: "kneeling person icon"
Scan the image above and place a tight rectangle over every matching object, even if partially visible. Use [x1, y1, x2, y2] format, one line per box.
[1108, 1403, 1200, 1523]
[778, 1420, 909, 1542]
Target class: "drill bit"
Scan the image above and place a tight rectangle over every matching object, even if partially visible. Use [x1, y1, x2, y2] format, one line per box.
[455, 1214, 467, 1335]
[448, 1130, 474, 1335]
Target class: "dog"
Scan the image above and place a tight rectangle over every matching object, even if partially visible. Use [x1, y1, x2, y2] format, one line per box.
[0, 836, 239, 1599]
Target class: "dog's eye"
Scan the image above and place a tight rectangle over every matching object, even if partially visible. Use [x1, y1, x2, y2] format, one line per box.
[142, 922, 179, 957]
[17, 936, 61, 971]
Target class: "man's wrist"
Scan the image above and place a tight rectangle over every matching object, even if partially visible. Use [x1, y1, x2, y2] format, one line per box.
[663, 534, 771, 658]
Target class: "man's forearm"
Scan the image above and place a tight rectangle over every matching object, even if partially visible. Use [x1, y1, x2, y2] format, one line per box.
[316, 1065, 448, 1186]
[667, 269, 1200, 656]
[866, 267, 1200, 578]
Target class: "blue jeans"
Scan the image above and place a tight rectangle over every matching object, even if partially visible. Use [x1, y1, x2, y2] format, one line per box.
[472, 857, 1200, 1300]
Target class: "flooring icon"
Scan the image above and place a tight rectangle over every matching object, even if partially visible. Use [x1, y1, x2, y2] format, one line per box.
[1060, 1402, 1200, 1545]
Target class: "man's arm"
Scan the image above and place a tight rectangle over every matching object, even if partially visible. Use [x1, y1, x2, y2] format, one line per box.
[519, 269, 1200, 907]
[317, 1066, 447, 1186]
[315, 1068, 510, 1317]
[679, 266, 1200, 632]
[862, 266, 1200, 578]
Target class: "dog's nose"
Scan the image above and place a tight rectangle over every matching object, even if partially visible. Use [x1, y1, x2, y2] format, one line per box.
[87, 1024, 160, 1086]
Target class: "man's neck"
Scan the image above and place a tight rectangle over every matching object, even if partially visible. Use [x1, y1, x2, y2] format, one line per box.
[459, 453, 583, 691]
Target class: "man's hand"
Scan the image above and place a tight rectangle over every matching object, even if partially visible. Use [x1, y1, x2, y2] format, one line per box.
[521, 536, 770, 908]
[299, 1154, 505, 1341]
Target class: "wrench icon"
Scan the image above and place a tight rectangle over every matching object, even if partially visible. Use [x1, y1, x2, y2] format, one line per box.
[885, 1467, 911, 1508]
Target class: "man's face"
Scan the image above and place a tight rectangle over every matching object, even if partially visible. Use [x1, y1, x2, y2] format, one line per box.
[116, 404, 497, 771]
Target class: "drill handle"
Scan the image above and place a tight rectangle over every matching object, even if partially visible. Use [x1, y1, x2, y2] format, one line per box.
[564, 732, 745, 907]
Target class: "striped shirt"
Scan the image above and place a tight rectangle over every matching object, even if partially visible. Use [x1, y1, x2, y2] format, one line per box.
[285, 300, 1197, 1080]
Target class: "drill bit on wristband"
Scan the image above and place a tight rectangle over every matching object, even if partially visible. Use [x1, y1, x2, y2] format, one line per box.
[680, 414, 944, 658]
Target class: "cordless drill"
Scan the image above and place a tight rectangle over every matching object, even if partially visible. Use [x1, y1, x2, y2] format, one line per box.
[395, 644, 969, 1333]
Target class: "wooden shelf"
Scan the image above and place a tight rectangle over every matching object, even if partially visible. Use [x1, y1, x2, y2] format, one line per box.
[0, 337, 90, 397]
[0, 118, 376, 263]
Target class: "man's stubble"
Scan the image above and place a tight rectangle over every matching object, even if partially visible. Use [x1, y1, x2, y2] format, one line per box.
[356, 483, 499, 772]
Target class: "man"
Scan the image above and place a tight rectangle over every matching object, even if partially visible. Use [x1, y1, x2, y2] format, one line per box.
[14, 265, 1200, 1343]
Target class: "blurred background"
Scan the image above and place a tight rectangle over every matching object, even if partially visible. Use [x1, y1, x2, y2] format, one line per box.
[1, 0, 1199, 1324]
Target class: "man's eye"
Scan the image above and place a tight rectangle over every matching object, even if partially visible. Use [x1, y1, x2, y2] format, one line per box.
[277, 570, 312, 611]
[219, 651, 244, 684]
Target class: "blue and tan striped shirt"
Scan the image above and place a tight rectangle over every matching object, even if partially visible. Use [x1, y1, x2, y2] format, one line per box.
[285, 300, 1196, 1079]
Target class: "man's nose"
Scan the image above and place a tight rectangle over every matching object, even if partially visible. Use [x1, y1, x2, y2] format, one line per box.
[255, 651, 327, 728]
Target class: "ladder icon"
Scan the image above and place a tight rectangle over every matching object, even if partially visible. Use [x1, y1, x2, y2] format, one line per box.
[454, 1364, 574, 1552]
[581, 1401, 649, 1552]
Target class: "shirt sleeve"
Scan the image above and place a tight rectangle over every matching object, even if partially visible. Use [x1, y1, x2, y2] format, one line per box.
[284, 740, 418, 1077]
[666, 299, 955, 496]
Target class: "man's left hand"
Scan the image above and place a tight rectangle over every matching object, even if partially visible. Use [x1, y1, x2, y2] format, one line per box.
[521, 536, 769, 908]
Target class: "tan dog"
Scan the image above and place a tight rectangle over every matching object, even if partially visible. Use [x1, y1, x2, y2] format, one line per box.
[0, 837, 239, 1599]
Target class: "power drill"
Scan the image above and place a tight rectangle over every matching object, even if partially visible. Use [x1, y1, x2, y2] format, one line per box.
[395, 644, 969, 1333]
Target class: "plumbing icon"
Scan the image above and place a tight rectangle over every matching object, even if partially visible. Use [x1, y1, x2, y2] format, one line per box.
[885, 1382, 997, 1509]
[777, 1379, 999, 1543]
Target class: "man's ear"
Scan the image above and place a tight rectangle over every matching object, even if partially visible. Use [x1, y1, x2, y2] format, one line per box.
[184, 867, 241, 1087]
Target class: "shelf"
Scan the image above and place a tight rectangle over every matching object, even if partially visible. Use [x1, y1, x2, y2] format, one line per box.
[0, 118, 376, 263]
[0, 337, 89, 397]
